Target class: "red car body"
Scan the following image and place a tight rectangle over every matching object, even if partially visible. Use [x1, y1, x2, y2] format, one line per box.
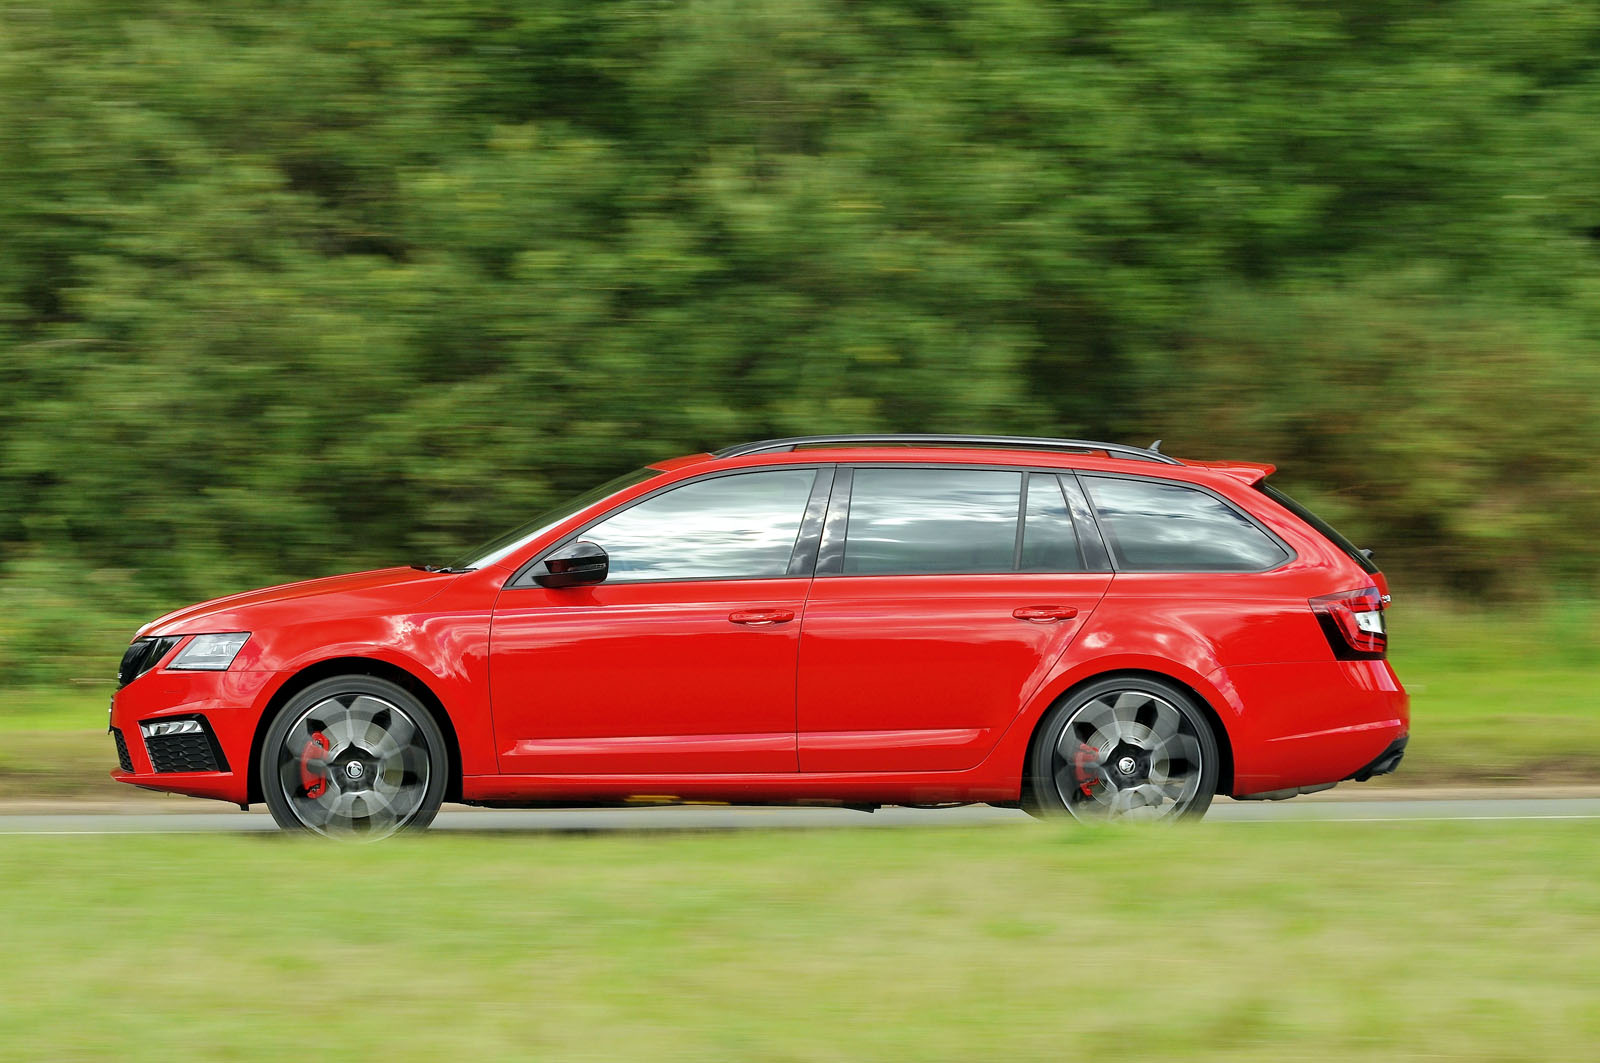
[109, 440, 1408, 813]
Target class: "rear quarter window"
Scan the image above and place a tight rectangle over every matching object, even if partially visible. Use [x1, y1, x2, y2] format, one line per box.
[1258, 482, 1381, 575]
[1082, 475, 1290, 572]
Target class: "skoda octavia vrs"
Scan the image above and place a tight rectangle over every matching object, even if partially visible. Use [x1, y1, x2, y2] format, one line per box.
[109, 435, 1408, 837]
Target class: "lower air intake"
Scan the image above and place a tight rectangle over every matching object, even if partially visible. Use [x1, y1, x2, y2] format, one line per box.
[143, 721, 229, 774]
[111, 728, 134, 773]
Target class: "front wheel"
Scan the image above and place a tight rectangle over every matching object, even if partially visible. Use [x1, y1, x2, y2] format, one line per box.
[1026, 677, 1219, 821]
[260, 675, 448, 839]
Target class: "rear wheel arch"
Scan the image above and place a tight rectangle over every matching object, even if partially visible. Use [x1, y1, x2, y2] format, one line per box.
[1019, 668, 1235, 805]
[247, 657, 462, 806]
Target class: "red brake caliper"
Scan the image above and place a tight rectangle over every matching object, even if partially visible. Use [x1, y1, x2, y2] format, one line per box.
[1073, 743, 1102, 797]
[299, 731, 331, 800]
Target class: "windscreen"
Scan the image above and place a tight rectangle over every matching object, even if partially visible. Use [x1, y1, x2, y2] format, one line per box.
[449, 467, 662, 570]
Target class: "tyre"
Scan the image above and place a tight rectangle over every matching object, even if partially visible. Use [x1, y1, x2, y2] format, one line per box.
[1025, 676, 1219, 821]
[260, 675, 448, 839]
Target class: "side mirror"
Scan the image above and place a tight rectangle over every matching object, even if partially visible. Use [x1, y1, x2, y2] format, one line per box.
[534, 541, 609, 588]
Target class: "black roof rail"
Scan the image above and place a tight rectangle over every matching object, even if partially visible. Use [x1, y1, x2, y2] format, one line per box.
[713, 434, 1181, 465]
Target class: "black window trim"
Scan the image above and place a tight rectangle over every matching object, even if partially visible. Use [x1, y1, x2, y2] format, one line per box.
[1020, 472, 1092, 574]
[1059, 472, 1113, 572]
[788, 466, 837, 577]
[507, 465, 834, 589]
[813, 466, 853, 576]
[1073, 470, 1297, 575]
[1011, 473, 1030, 570]
[814, 462, 1117, 578]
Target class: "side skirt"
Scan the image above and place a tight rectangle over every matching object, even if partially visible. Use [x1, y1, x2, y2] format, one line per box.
[461, 770, 1019, 807]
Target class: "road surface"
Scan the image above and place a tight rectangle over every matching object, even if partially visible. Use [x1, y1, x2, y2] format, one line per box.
[1, 797, 1597, 834]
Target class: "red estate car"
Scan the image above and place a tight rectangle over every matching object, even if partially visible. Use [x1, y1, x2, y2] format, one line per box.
[110, 435, 1408, 836]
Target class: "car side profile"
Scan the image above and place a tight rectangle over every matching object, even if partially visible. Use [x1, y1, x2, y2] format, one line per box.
[109, 434, 1408, 837]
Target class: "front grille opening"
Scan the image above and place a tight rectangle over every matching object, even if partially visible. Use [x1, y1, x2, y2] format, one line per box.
[117, 636, 181, 688]
[141, 717, 229, 774]
[111, 728, 134, 773]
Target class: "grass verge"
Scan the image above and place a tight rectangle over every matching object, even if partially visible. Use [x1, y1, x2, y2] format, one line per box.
[1390, 599, 1600, 782]
[0, 822, 1596, 1061]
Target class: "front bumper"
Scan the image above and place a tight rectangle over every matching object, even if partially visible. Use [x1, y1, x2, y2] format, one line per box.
[109, 667, 277, 806]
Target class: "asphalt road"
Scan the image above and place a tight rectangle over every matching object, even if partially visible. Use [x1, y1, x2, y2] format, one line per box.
[1, 797, 1597, 834]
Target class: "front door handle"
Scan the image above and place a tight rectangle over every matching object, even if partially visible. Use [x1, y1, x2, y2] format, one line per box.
[1012, 605, 1079, 623]
[729, 608, 796, 626]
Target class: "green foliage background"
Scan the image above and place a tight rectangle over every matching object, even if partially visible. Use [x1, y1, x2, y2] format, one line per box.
[4, 1, 1600, 678]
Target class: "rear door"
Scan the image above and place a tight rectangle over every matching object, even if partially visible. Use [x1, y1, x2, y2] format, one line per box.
[796, 466, 1112, 772]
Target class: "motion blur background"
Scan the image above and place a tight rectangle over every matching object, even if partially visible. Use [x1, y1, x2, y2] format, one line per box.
[6, 0, 1600, 659]
[3, 1, 1599, 762]
[3, 5, 1600, 1060]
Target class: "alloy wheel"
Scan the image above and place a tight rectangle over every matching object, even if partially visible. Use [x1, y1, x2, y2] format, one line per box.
[274, 693, 433, 839]
[1050, 688, 1206, 821]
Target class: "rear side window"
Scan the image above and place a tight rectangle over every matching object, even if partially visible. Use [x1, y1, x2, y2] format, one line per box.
[583, 469, 817, 582]
[1020, 474, 1083, 571]
[1083, 475, 1289, 572]
[844, 468, 1021, 575]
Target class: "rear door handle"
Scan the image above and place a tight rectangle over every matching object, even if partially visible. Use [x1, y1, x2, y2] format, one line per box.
[729, 609, 796, 626]
[1012, 605, 1079, 623]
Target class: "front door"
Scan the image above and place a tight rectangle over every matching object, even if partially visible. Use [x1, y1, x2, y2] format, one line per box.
[797, 467, 1111, 772]
[490, 466, 826, 774]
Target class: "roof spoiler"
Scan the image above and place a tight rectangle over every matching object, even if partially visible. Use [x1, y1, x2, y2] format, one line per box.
[1183, 460, 1277, 485]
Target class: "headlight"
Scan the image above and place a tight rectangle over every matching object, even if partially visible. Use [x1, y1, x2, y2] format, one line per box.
[169, 633, 251, 671]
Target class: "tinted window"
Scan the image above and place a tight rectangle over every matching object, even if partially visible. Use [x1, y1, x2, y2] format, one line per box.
[1260, 482, 1380, 575]
[451, 467, 661, 569]
[844, 468, 1021, 575]
[1083, 476, 1289, 572]
[584, 470, 816, 582]
[1020, 474, 1083, 571]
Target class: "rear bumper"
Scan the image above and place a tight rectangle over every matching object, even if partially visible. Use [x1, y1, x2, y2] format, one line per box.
[1219, 658, 1410, 795]
[108, 668, 277, 806]
[1345, 733, 1407, 782]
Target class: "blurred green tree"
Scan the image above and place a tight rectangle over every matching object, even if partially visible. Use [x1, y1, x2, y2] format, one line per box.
[3, 0, 1599, 677]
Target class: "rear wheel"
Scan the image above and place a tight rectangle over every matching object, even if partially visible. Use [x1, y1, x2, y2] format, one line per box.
[260, 675, 447, 839]
[1026, 676, 1219, 821]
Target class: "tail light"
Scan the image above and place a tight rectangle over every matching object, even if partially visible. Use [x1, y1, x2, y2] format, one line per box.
[1310, 587, 1387, 660]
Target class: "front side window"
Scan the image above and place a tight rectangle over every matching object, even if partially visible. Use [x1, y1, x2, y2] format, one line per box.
[582, 469, 817, 582]
[1083, 475, 1289, 572]
[843, 468, 1022, 575]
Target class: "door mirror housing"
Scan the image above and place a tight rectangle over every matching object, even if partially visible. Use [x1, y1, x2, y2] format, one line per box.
[534, 541, 609, 588]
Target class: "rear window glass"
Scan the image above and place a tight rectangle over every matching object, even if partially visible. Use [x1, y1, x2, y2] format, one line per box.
[1083, 475, 1290, 572]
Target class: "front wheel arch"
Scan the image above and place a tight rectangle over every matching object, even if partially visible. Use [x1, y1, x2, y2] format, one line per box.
[247, 657, 461, 807]
[1019, 669, 1234, 808]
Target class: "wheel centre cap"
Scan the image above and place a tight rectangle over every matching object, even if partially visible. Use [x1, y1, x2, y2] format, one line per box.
[1116, 756, 1138, 776]
[345, 761, 365, 781]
